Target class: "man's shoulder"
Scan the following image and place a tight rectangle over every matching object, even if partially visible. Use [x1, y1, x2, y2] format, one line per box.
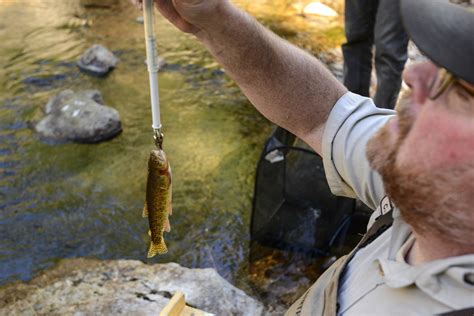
[321, 92, 395, 209]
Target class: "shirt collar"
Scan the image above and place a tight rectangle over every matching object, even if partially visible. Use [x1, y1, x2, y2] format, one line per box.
[376, 208, 474, 309]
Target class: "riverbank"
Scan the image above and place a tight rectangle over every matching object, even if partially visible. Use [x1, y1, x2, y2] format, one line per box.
[0, 258, 265, 315]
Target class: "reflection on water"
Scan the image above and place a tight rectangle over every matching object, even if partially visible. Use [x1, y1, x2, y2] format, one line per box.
[238, 0, 344, 54]
[0, 0, 344, 309]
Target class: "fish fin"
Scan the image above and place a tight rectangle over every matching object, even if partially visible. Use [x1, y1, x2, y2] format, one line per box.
[148, 229, 151, 236]
[168, 184, 173, 216]
[164, 217, 171, 232]
[142, 203, 148, 218]
[147, 240, 168, 258]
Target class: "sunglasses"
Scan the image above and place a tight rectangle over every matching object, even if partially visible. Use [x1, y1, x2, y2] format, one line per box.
[429, 68, 474, 100]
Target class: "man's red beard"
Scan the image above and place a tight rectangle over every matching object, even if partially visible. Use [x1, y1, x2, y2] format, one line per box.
[366, 91, 473, 246]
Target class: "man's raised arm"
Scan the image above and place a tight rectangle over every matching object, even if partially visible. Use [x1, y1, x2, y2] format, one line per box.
[135, 0, 347, 154]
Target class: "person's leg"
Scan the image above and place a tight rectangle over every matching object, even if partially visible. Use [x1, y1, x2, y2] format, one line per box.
[373, 0, 409, 109]
[342, 0, 378, 97]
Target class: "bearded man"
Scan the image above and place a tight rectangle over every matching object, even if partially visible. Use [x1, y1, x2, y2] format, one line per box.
[132, 0, 474, 314]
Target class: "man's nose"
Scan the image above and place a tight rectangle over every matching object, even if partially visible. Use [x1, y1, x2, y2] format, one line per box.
[402, 61, 438, 105]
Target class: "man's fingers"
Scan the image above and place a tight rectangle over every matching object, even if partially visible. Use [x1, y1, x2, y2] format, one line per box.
[130, 0, 199, 34]
[154, 0, 198, 33]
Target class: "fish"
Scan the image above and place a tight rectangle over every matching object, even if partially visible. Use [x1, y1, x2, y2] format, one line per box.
[143, 148, 172, 258]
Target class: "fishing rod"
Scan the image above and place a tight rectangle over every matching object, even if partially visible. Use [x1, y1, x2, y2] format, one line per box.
[143, 0, 163, 148]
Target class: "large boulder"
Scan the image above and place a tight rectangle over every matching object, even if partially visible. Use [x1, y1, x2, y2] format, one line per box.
[77, 44, 119, 76]
[35, 89, 121, 143]
[0, 259, 264, 316]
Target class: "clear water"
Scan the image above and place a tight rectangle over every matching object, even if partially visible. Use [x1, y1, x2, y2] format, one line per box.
[0, 0, 344, 303]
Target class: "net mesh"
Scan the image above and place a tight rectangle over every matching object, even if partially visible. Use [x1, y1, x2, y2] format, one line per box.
[251, 127, 364, 255]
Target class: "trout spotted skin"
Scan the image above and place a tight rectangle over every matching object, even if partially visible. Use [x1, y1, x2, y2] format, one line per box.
[143, 149, 172, 258]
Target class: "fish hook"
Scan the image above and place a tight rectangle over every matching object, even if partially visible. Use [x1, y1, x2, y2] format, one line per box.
[153, 128, 164, 149]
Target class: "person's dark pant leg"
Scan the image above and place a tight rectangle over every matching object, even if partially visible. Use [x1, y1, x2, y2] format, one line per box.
[342, 0, 378, 97]
[373, 0, 409, 109]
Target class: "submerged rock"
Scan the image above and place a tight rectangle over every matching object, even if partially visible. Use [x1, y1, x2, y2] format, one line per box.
[36, 89, 121, 143]
[23, 74, 67, 88]
[45, 89, 104, 114]
[79, 0, 119, 9]
[0, 259, 264, 316]
[77, 44, 119, 76]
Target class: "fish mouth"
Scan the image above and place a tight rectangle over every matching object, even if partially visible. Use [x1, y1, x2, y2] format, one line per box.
[150, 149, 169, 171]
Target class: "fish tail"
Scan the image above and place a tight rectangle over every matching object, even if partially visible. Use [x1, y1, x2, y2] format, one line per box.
[142, 202, 148, 218]
[147, 239, 168, 258]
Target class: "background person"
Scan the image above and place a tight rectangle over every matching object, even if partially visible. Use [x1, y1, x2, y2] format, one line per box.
[132, 0, 474, 314]
[342, 0, 409, 109]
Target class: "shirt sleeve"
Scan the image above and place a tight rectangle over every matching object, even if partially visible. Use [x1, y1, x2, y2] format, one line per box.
[321, 92, 395, 210]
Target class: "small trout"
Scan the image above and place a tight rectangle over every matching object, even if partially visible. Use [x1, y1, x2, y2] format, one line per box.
[143, 149, 172, 258]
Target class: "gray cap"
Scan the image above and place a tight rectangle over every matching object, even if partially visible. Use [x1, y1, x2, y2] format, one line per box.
[401, 0, 474, 84]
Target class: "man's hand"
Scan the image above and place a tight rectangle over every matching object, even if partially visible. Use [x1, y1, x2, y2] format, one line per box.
[130, 0, 226, 35]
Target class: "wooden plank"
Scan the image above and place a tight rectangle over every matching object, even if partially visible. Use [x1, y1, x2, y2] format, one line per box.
[181, 305, 213, 316]
[160, 291, 214, 316]
[160, 291, 186, 316]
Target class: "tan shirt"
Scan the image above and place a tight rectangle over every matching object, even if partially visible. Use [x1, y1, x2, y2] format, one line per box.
[290, 92, 474, 315]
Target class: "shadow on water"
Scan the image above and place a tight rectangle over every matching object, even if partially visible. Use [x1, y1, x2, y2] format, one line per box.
[0, 0, 346, 309]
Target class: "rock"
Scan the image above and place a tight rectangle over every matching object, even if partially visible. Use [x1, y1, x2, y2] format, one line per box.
[79, 0, 119, 8]
[80, 89, 104, 105]
[44, 89, 74, 114]
[45, 89, 104, 114]
[136, 16, 144, 24]
[36, 90, 121, 143]
[0, 259, 264, 316]
[77, 44, 119, 76]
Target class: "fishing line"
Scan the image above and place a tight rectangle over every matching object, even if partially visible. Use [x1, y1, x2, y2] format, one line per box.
[143, 0, 163, 148]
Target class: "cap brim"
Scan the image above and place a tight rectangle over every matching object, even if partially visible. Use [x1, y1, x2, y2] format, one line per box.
[401, 0, 474, 84]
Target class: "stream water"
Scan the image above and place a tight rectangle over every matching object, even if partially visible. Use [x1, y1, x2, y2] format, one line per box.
[0, 0, 345, 308]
